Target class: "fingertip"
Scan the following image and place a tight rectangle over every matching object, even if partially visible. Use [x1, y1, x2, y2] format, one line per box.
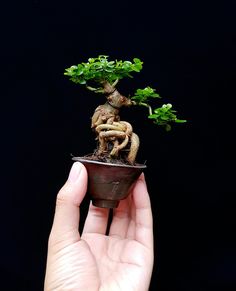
[133, 173, 151, 209]
[57, 162, 88, 206]
[68, 162, 87, 184]
[138, 172, 146, 182]
[82, 201, 110, 235]
[135, 173, 148, 193]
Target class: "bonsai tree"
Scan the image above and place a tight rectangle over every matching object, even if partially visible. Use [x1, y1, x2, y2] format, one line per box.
[64, 55, 186, 165]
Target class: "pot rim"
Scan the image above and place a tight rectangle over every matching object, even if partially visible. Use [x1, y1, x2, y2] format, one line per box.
[72, 157, 147, 169]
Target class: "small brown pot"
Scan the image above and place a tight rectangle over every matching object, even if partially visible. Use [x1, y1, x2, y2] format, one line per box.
[72, 157, 147, 208]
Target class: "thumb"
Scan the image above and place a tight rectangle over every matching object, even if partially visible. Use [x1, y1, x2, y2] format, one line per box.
[49, 162, 88, 249]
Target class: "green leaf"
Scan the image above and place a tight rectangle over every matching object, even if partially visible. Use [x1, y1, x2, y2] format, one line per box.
[131, 86, 161, 104]
[175, 119, 187, 123]
[78, 79, 86, 84]
[133, 58, 141, 63]
[148, 114, 158, 119]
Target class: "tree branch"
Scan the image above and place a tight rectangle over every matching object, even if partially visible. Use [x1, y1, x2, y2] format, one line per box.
[139, 102, 153, 115]
[86, 85, 104, 93]
[112, 79, 119, 87]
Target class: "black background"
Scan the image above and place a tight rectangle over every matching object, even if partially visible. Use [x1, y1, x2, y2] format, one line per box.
[1, 1, 236, 290]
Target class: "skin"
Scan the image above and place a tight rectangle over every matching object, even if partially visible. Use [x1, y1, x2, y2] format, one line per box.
[44, 162, 154, 291]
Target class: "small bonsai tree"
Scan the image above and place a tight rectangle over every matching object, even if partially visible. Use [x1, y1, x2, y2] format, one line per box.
[64, 55, 186, 165]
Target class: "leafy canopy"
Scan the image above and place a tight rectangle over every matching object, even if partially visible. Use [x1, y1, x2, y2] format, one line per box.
[65, 56, 187, 131]
[64, 55, 143, 86]
[131, 88, 186, 131]
[148, 104, 187, 131]
[131, 86, 161, 103]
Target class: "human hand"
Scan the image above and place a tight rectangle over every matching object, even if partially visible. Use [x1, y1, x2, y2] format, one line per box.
[44, 162, 154, 291]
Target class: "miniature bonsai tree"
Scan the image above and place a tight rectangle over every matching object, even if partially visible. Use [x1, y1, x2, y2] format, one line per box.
[64, 55, 186, 165]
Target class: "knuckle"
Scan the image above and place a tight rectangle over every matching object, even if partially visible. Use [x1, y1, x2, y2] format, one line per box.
[48, 231, 56, 247]
[56, 187, 71, 207]
[48, 232, 63, 249]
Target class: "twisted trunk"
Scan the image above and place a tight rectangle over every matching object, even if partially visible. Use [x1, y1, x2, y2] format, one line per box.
[91, 81, 140, 164]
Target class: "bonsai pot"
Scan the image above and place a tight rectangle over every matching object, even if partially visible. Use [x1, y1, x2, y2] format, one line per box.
[72, 157, 147, 208]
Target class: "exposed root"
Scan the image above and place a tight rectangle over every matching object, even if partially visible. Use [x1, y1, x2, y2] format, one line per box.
[99, 130, 127, 139]
[119, 121, 133, 136]
[96, 123, 126, 133]
[127, 132, 140, 164]
[97, 130, 125, 154]
[110, 135, 129, 156]
[95, 119, 140, 164]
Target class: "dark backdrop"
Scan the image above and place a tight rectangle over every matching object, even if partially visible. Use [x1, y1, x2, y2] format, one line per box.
[1, 1, 235, 290]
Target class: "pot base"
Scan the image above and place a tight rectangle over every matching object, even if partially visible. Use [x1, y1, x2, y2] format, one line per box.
[93, 199, 119, 208]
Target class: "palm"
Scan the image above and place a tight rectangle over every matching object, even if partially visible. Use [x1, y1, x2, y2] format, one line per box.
[79, 232, 152, 290]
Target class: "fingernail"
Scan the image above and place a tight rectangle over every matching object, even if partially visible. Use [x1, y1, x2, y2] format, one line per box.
[68, 162, 82, 183]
